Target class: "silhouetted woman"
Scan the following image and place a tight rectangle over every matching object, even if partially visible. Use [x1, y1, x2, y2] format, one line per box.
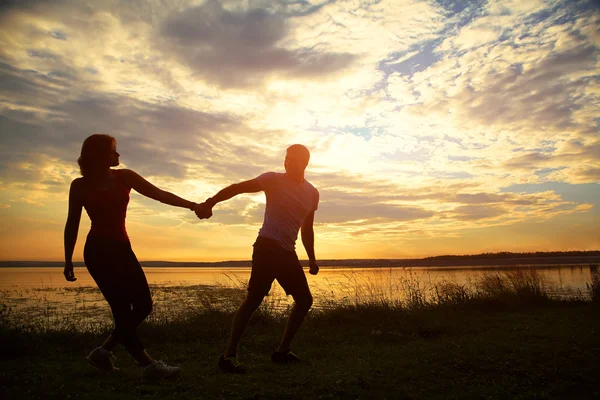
[63, 134, 198, 381]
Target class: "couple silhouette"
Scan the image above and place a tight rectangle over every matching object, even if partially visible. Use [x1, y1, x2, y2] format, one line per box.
[63, 134, 319, 380]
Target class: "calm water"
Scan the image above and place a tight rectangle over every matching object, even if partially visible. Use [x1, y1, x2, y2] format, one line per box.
[0, 265, 595, 330]
[1, 265, 595, 291]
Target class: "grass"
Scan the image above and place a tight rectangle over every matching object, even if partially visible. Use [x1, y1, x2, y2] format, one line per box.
[1, 269, 599, 399]
[586, 265, 600, 303]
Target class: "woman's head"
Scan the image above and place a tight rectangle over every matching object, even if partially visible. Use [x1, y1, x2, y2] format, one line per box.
[78, 134, 119, 178]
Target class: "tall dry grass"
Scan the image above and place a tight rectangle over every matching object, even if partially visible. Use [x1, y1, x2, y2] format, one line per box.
[0, 268, 591, 334]
[586, 265, 600, 303]
[318, 268, 554, 311]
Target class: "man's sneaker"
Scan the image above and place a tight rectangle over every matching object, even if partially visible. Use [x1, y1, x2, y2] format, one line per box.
[142, 360, 181, 381]
[271, 350, 301, 364]
[85, 347, 119, 372]
[218, 355, 246, 374]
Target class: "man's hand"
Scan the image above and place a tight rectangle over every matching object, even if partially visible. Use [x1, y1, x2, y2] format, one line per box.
[64, 261, 77, 282]
[309, 259, 319, 275]
[194, 202, 213, 220]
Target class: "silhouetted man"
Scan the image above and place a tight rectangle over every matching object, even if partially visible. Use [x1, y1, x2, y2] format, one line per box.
[195, 144, 319, 373]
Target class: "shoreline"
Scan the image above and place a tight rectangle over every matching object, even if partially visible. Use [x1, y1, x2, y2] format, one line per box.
[1, 257, 599, 269]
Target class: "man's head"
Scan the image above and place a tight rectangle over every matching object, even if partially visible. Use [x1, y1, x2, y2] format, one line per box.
[284, 144, 310, 177]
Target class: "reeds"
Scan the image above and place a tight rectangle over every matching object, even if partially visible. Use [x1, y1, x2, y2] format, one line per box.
[586, 265, 600, 303]
[0, 268, 593, 334]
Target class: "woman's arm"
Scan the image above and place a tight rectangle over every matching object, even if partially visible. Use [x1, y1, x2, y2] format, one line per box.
[122, 169, 198, 210]
[64, 179, 83, 281]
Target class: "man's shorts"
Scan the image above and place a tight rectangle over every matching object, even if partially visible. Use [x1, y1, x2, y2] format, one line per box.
[248, 236, 310, 298]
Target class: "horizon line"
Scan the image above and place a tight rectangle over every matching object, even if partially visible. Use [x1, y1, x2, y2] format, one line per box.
[1, 250, 599, 265]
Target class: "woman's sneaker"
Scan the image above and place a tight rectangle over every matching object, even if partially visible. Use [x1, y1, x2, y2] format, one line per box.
[86, 347, 118, 372]
[142, 360, 181, 381]
[271, 350, 301, 364]
[218, 355, 246, 374]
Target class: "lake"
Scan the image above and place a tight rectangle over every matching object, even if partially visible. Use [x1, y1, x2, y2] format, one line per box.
[0, 265, 596, 330]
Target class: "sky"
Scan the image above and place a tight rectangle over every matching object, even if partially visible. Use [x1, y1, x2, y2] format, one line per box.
[0, 0, 598, 262]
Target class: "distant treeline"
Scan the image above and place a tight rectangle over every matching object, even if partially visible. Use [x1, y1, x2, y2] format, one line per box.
[423, 251, 600, 260]
[1, 251, 599, 268]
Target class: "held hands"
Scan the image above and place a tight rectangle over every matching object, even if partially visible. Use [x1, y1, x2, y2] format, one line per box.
[194, 201, 213, 220]
[63, 261, 77, 282]
[309, 259, 319, 275]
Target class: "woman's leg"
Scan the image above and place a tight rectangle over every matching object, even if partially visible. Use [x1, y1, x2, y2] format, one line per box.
[122, 243, 153, 328]
[118, 242, 154, 365]
[100, 334, 118, 352]
[84, 238, 151, 364]
[84, 238, 131, 370]
[119, 243, 181, 379]
[85, 238, 179, 378]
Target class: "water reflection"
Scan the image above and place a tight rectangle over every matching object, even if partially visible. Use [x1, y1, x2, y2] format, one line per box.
[0, 265, 595, 331]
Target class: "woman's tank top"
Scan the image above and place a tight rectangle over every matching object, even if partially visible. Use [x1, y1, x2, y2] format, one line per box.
[83, 169, 130, 241]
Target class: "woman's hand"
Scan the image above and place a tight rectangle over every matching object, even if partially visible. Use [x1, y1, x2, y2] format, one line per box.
[64, 261, 77, 282]
[194, 202, 213, 220]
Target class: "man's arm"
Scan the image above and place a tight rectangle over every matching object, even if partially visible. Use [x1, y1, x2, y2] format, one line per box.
[301, 211, 318, 275]
[202, 179, 262, 209]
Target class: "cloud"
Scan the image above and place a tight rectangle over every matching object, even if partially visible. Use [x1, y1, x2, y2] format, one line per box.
[0, 61, 74, 106]
[0, 77, 252, 181]
[450, 193, 533, 205]
[406, 35, 598, 139]
[380, 0, 600, 191]
[502, 140, 600, 180]
[455, 44, 597, 132]
[575, 167, 600, 180]
[449, 204, 507, 221]
[318, 201, 434, 224]
[159, 0, 357, 88]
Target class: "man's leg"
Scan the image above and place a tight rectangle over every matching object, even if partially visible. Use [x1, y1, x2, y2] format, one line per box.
[277, 288, 313, 353]
[225, 291, 265, 357]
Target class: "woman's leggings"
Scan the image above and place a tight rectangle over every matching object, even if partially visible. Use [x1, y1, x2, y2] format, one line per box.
[84, 237, 152, 355]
